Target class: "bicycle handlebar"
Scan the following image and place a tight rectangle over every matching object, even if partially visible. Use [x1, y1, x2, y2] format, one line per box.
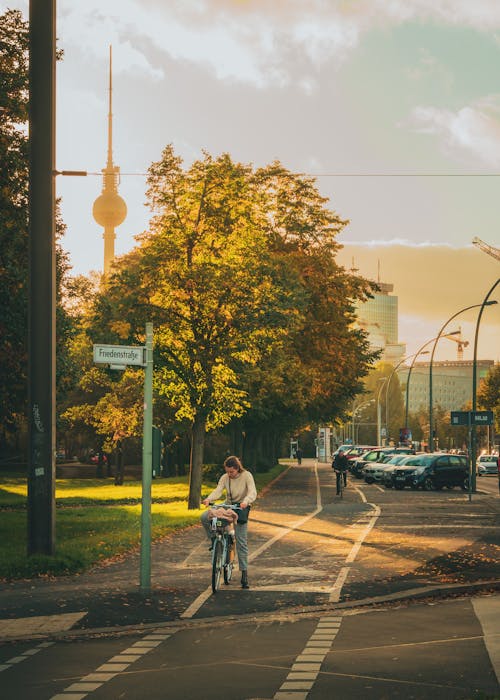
[206, 502, 243, 510]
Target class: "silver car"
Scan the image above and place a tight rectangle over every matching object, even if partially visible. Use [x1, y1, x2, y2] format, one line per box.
[363, 454, 409, 484]
[476, 454, 499, 476]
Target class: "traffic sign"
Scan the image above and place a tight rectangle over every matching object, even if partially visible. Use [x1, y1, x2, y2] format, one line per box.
[450, 410, 494, 426]
[471, 410, 494, 425]
[93, 344, 146, 367]
[450, 411, 469, 426]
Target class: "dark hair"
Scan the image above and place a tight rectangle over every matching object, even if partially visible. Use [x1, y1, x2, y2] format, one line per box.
[224, 455, 244, 472]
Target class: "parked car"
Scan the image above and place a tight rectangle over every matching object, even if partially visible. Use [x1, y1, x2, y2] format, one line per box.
[387, 454, 433, 490]
[351, 448, 396, 478]
[409, 453, 468, 491]
[476, 454, 499, 476]
[343, 445, 375, 462]
[363, 454, 410, 484]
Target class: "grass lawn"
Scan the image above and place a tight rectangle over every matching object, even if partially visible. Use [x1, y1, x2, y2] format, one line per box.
[0, 463, 287, 580]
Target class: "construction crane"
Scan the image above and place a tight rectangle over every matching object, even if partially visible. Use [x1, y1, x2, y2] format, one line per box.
[443, 327, 469, 361]
[472, 237, 500, 262]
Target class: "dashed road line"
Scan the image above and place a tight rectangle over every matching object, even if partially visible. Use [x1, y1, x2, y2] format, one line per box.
[273, 615, 343, 700]
[48, 629, 178, 699]
[0, 640, 54, 674]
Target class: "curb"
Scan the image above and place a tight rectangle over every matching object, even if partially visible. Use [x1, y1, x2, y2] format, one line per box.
[3, 578, 499, 644]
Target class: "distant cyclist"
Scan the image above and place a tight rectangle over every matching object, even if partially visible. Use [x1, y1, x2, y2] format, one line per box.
[201, 456, 257, 589]
[332, 450, 348, 496]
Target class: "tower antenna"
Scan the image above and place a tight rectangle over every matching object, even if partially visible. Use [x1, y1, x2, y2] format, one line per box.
[92, 45, 127, 274]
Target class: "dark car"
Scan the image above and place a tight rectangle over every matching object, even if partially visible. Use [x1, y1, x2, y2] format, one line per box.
[388, 455, 433, 490]
[410, 453, 468, 491]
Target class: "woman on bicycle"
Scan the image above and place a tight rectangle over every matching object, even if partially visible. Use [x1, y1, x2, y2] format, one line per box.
[201, 455, 257, 589]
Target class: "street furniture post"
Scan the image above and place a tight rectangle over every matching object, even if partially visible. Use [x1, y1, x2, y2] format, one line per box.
[140, 322, 154, 594]
[28, 0, 57, 555]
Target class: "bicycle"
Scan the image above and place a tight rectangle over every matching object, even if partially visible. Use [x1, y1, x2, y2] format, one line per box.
[335, 469, 346, 499]
[207, 503, 241, 593]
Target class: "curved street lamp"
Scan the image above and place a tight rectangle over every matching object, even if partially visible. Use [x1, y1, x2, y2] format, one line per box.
[404, 348, 430, 430]
[384, 350, 432, 444]
[470, 282, 499, 492]
[351, 399, 374, 444]
[428, 305, 487, 452]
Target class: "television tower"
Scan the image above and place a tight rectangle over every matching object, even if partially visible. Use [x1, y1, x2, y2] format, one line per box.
[92, 46, 127, 274]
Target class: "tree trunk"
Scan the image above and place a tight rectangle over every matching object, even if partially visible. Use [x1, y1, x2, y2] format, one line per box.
[188, 413, 207, 509]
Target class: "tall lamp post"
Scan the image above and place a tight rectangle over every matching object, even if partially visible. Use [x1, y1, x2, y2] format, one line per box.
[471, 286, 499, 492]
[385, 351, 431, 445]
[404, 348, 430, 430]
[352, 399, 373, 444]
[429, 304, 489, 453]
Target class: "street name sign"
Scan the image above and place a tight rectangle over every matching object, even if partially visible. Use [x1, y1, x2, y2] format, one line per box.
[93, 344, 146, 367]
[450, 410, 494, 426]
[471, 410, 494, 425]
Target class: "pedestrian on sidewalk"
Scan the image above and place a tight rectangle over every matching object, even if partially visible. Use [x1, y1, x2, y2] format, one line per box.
[201, 455, 257, 589]
[332, 450, 348, 495]
[295, 447, 303, 465]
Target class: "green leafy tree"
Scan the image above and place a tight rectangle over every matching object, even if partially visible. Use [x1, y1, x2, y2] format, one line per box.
[88, 147, 303, 507]
[0, 10, 29, 450]
[478, 364, 500, 428]
[0, 10, 71, 455]
[233, 164, 377, 465]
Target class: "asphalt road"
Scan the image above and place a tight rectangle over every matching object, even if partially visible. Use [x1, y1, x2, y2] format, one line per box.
[0, 459, 499, 699]
[1, 595, 499, 699]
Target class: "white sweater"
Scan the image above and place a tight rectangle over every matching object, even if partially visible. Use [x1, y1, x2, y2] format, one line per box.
[206, 471, 257, 506]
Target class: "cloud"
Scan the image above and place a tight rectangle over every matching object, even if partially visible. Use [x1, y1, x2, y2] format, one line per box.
[407, 98, 500, 166]
[3, 0, 497, 89]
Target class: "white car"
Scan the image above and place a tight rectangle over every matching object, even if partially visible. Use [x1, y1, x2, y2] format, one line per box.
[363, 454, 409, 484]
[476, 454, 499, 476]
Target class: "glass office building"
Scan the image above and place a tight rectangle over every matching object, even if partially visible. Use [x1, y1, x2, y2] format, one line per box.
[356, 281, 406, 364]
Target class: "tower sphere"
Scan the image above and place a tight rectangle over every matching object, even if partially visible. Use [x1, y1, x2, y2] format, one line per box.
[92, 190, 127, 228]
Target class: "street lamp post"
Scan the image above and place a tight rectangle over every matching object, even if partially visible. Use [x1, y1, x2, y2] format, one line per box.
[428, 306, 483, 453]
[404, 348, 430, 431]
[385, 351, 430, 445]
[471, 287, 499, 492]
[352, 399, 373, 445]
[376, 378, 386, 446]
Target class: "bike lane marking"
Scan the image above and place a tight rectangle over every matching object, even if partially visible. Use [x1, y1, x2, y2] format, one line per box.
[273, 615, 343, 699]
[48, 629, 179, 700]
[0, 640, 54, 674]
[270, 478, 381, 698]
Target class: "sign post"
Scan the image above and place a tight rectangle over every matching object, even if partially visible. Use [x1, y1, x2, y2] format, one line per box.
[93, 331, 153, 593]
[450, 410, 494, 501]
[140, 323, 153, 594]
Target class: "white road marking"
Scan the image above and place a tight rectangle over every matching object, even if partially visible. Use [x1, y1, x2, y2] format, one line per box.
[274, 615, 343, 700]
[48, 627, 180, 699]
[0, 640, 54, 675]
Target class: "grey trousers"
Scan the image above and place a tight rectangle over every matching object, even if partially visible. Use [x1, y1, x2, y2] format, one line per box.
[201, 510, 249, 571]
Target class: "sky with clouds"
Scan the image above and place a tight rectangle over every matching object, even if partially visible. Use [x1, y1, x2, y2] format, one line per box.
[4, 0, 499, 361]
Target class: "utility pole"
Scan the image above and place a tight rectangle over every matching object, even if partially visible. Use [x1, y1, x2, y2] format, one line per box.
[27, 0, 57, 554]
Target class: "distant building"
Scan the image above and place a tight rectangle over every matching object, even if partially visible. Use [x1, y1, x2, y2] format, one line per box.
[356, 280, 406, 365]
[400, 360, 495, 413]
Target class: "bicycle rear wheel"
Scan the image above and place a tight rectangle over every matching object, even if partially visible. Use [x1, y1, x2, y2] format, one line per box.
[212, 540, 223, 593]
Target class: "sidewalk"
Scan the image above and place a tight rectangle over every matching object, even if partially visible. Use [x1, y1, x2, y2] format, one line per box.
[1, 460, 499, 642]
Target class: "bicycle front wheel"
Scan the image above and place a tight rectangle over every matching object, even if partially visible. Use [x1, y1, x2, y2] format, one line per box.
[224, 538, 234, 584]
[212, 540, 223, 593]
